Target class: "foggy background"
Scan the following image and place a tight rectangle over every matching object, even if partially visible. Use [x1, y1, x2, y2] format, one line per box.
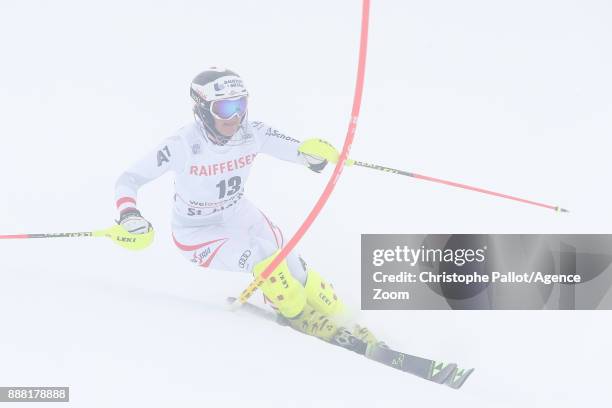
[1, 1, 611, 406]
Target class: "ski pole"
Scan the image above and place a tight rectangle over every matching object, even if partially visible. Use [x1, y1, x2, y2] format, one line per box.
[346, 159, 569, 213]
[0, 224, 154, 250]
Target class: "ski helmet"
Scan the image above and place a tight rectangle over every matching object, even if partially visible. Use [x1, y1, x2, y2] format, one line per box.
[190, 67, 249, 145]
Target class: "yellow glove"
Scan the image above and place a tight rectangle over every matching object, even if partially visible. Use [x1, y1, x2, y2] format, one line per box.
[298, 139, 353, 172]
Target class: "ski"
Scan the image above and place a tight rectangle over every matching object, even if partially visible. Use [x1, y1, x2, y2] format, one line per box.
[227, 297, 474, 388]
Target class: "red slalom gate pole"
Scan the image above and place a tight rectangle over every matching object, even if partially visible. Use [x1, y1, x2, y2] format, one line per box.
[230, 0, 371, 308]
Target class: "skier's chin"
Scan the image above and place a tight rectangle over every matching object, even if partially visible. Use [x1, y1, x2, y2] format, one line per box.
[216, 124, 240, 138]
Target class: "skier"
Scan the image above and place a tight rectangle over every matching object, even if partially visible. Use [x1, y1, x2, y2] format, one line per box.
[115, 67, 377, 346]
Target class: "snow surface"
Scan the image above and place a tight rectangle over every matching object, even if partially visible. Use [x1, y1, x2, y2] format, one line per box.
[1, 1, 611, 407]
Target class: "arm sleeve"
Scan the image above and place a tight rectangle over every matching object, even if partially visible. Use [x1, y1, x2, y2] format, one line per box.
[254, 121, 304, 164]
[114, 134, 186, 213]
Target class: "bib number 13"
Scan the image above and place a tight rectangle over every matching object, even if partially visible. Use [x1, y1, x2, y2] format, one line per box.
[216, 176, 242, 199]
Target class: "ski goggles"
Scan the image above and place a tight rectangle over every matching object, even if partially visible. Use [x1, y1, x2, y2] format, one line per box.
[210, 96, 248, 120]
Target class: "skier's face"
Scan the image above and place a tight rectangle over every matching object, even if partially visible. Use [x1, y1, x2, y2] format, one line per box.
[214, 115, 243, 137]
